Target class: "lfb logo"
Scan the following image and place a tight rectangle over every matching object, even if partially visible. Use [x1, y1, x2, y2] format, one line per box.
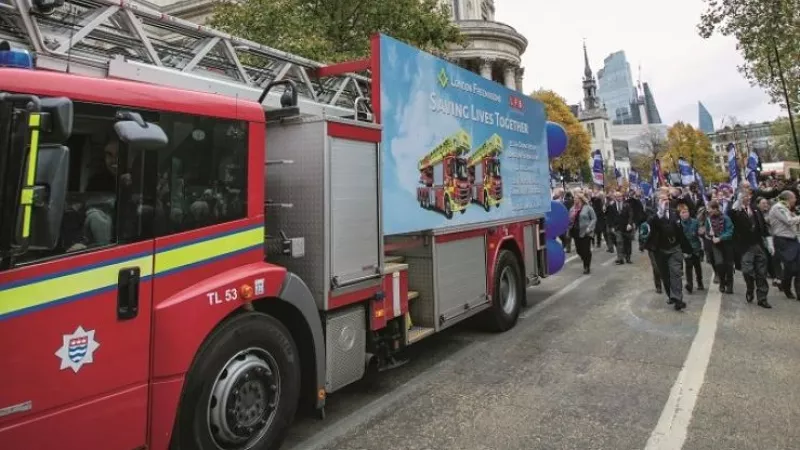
[55, 326, 100, 373]
[509, 96, 524, 110]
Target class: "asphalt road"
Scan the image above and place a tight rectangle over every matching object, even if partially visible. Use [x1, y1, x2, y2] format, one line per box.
[282, 245, 800, 450]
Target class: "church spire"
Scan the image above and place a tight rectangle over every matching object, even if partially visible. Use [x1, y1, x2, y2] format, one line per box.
[582, 41, 599, 111]
[583, 40, 592, 79]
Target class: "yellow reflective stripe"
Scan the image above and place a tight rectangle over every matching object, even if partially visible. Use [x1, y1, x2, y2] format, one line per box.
[0, 226, 262, 319]
[26, 114, 40, 186]
[20, 113, 41, 239]
[155, 227, 262, 275]
[20, 188, 33, 205]
[21, 207, 31, 238]
[0, 255, 152, 317]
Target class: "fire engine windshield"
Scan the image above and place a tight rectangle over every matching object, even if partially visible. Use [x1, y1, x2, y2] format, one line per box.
[490, 159, 501, 177]
[454, 158, 469, 180]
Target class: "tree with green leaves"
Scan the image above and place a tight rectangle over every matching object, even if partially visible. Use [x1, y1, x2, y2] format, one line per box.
[530, 90, 592, 176]
[769, 117, 800, 161]
[209, 0, 463, 63]
[698, 0, 799, 113]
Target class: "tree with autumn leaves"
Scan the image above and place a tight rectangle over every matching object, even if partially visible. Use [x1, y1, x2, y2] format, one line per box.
[530, 90, 591, 179]
[661, 122, 727, 182]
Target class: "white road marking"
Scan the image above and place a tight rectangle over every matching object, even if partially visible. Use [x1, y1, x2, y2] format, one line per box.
[644, 288, 722, 450]
[519, 275, 589, 319]
[565, 254, 578, 264]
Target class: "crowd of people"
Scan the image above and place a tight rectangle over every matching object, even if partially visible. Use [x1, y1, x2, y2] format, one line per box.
[551, 178, 800, 312]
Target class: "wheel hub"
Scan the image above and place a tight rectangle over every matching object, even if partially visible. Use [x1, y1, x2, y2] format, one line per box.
[208, 349, 280, 449]
[500, 266, 517, 315]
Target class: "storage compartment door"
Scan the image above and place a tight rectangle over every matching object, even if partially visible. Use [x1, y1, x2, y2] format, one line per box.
[434, 235, 489, 328]
[329, 137, 381, 287]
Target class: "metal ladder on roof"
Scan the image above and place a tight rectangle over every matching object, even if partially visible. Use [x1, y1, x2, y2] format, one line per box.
[0, 0, 372, 118]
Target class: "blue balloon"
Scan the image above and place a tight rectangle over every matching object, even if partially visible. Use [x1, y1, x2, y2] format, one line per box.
[546, 239, 566, 274]
[544, 200, 569, 239]
[546, 121, 568, 159]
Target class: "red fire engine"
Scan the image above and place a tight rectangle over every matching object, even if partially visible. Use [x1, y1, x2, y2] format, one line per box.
[416, 130, 472, 219]
[0, 1, 551, 449]
[468, 133, 504, 211]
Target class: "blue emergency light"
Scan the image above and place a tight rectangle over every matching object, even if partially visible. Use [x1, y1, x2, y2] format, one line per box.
[0, 41, 34, 69]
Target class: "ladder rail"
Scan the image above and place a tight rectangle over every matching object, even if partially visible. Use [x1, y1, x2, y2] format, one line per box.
[0, 0, 373, 116]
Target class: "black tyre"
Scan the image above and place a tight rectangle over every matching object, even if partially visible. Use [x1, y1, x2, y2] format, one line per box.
[173, 312, 301, 450]
[485, 250, 524, 331]
[444, 196, 453, 219]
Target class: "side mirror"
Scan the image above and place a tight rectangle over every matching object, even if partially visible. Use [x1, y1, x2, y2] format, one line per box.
[23, 145, 69, 250]
[114, 119, 168, 151]
[40, 97, 73, 143]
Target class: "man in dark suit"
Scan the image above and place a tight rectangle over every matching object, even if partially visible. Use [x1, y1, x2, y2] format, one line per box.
[592, 191, 611, 250]
[730, 189, 772, 308]
[627, 189, 646, 225]
[609, 190, 635, 264]
[646, 191, 694, 311]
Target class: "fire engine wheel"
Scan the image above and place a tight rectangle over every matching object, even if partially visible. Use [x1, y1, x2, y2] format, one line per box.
[174, 312, 300, 450]
[485, 250, 524, 332]
[444, 197, 453, 219]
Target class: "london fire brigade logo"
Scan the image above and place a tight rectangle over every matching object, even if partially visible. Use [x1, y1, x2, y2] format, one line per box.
[55, 326, 100, 373]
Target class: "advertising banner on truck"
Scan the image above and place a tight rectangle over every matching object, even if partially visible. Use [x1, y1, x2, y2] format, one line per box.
[378, 34, 551, 236]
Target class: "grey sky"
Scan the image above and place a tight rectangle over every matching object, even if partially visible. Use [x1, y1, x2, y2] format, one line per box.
[495, 0, 784, 128]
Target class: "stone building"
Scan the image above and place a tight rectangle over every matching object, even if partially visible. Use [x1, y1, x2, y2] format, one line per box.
[440, 0, 528, 91]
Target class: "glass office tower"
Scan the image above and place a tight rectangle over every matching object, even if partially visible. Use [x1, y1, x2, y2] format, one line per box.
[597, 51, 637, 125]
[698, 101, 714, 134]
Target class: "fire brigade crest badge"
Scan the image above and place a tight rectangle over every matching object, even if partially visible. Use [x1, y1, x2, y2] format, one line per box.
[54, 326, 100, 373]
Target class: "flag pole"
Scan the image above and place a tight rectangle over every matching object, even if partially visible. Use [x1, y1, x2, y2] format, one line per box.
[770, 39, 800, 163]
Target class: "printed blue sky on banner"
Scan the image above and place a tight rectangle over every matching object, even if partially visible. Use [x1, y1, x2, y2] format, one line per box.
[379, 35, 551, 235]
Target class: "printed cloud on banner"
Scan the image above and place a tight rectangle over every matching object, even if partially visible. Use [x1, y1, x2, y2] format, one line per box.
[388, 53, 460, 197]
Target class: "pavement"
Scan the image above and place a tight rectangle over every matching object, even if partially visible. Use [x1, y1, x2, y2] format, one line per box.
[282, 245, 800, 450]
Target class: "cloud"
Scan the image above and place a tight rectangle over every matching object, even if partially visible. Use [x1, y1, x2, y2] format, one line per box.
[494, 0, 784, 127]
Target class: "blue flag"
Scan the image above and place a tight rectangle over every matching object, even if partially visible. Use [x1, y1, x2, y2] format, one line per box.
[652, 159, 665, 188]
[640, 181, 653, 198]
[615, 166, 623, 185]
[678, 157, 695, 186]
[745, 151, 760, 186]
[592, 150, 604, 186]
[630, 170, 639, 185]
[727, 143, 739, 190]
[695, 170, 707, 202]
